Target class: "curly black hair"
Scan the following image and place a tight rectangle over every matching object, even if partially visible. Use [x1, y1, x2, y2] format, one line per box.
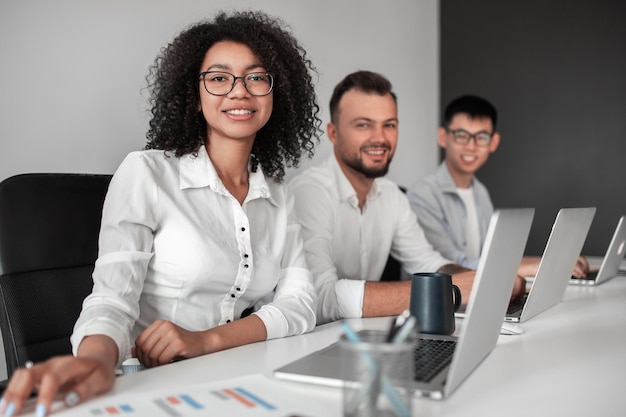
[144, 10, 322, 182]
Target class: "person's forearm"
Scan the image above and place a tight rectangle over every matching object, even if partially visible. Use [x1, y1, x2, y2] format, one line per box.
[437, 263, 471, 275]
[517, 256, 541, 277]
[202, 314, 268, 354]
[362, 280, 412, 317]
[76, 335, 119, 369]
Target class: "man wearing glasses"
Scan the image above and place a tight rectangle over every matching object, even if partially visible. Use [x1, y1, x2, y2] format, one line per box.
[407, 95, 500, 271]
[289, 73, 481, 325]
[407, 96, 591, 279]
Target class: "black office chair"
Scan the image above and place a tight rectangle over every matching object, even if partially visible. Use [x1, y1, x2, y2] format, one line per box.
[380, 185, 408, 282]
[0, 173, 111, 378]
[380, 255, 402, 281]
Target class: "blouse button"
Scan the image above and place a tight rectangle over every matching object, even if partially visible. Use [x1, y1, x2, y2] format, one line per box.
[244, 253, 249, 258]
[241, 227, 246, 232]
[236, 287, 241, 291]
[231, 293, 236, 298]
[244, 264, 249, 268]
[226, 319, 231, 323]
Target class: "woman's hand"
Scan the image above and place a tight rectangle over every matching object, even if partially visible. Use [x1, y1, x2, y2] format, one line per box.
[134, 320, 210, 368]
[0, 353, 116, 417]
[134, 316, 268, 369]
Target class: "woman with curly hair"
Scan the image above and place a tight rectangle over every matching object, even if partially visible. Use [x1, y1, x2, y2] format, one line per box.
[1, 10, 321, 416]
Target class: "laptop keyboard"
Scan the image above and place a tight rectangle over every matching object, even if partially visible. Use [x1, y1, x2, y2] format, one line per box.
[414, 339, 457, 382]
[571, 271, 598, 281]
[507, 293, 528, 315]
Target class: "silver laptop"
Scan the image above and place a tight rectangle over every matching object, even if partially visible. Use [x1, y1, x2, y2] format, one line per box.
[570, 215, 626, 286]
[274, 208, 534, 400]
[505, 207, 596, 323]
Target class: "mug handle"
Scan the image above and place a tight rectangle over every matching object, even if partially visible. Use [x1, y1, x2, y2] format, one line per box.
[452, 284, 462, 311]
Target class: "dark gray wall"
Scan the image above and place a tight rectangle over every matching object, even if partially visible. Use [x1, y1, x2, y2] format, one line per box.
[441, 0, 626, 255]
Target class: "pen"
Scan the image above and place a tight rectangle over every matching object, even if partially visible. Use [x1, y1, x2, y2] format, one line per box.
[341, 321, 410, 417]
[391, 315, 417, 344]
[386, 309, 411, 343]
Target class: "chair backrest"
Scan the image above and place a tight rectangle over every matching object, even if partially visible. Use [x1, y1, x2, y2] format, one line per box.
[0, 173, 111, 377]
[380, 185, 408, 282]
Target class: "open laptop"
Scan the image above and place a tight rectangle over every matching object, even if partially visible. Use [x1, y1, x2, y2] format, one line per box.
[504, 207, 596, 323]
[569, 215, 626, 286]
[274, 208, 534, 400]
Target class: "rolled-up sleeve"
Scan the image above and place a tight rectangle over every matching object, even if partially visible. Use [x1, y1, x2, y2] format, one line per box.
[289, 181, 361, 324]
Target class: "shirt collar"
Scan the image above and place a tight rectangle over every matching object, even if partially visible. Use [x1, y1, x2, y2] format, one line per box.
[437, 161, 472, 193]
[179, 145, 276, 206]
[327, 154, 382, 206]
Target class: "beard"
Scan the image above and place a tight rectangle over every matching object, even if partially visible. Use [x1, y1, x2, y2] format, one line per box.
[343, 152, 393, 179]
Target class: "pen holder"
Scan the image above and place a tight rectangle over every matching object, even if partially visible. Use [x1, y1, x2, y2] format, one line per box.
[339, 330, 415, 417]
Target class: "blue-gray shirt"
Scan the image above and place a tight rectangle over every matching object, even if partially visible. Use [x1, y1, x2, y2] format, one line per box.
[406, 162, 493, 269]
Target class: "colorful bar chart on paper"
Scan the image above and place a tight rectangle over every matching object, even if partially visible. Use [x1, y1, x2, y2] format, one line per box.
[86, 388, 275, 416]
[88, 404, 134, 415]
[52, 374, 333, 417]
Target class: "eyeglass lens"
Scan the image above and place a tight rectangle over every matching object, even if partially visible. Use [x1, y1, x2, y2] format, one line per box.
[449, 129, 492, 146]
[201, 71, 273, 96]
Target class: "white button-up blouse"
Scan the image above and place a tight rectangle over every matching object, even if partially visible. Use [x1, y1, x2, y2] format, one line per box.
[71, 146, 316, 365]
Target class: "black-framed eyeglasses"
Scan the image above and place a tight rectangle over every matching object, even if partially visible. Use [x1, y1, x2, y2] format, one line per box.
[199, 71, 274, 96]
[446, 128, 493, 146]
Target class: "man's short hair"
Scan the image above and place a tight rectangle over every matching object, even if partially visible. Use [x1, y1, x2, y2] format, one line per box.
[329, 70, 397, 123]
[443, 95, 497, 129]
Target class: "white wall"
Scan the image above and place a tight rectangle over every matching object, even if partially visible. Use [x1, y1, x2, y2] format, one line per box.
[0, 0, 439, 379]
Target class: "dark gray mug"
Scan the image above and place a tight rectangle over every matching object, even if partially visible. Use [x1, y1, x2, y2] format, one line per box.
[410, 272, 461, 335]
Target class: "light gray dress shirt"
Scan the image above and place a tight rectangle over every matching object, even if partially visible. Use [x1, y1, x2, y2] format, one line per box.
[406, 162, 493, 270]
[71, 146, 316, 365]
[289, 155, 451, 324]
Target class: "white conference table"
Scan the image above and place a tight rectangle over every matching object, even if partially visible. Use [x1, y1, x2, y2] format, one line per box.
[20, 275, 626, 417]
